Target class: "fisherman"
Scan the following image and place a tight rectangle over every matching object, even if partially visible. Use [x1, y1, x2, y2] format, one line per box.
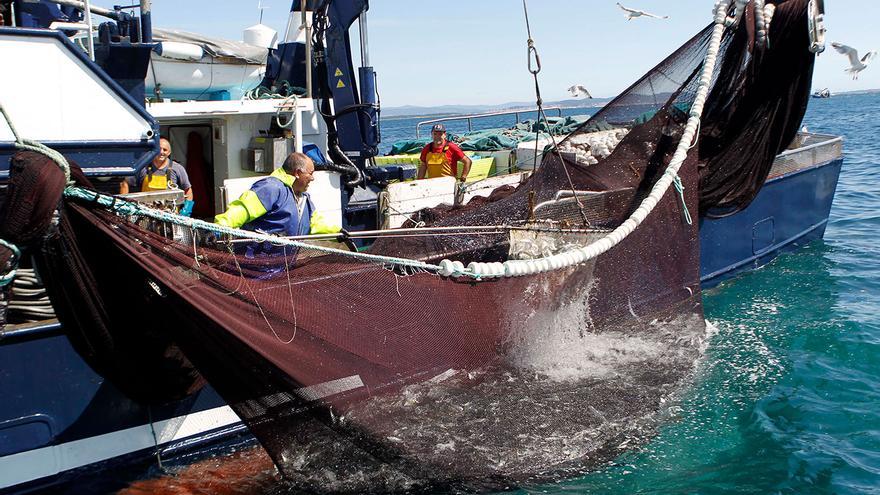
[417, 124, 472, 181]
[215, 152, 338, 249]
[119, 136, 195, 216]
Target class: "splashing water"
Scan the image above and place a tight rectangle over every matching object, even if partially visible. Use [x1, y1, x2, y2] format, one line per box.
[253, 306, 714, 493]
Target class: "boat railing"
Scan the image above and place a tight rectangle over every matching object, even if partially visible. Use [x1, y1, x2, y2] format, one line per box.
[415, 106, 564, 138]
[770, 132, 843, 178]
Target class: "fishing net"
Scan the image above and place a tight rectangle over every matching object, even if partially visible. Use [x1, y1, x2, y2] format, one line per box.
[10, 0, 815, 491]
[697, 0, 816, 215]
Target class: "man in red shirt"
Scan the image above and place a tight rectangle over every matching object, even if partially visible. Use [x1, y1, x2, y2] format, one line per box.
[417, 124, 472, 181]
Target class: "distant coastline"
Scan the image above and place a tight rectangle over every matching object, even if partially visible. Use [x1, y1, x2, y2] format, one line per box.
[381, 98, 610, 119]
[383, 88, 880, 119]
[823, 88, 880, 96]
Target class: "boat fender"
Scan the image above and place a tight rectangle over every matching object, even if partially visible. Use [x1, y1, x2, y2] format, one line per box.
[154, 41, 204, 61]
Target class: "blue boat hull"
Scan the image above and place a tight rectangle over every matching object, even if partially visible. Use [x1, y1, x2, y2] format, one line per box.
[0, 328, 246, 492]
[699, 156, 843, 287]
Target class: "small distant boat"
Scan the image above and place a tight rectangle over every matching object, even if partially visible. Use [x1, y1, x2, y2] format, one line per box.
[812, 88, 832, 98]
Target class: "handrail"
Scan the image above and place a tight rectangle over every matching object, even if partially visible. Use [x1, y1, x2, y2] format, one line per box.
[776, 134, 842, 159]
[51, 0, 121, 20]
[82, 0, 95, 60]
[415, 106, 564, 138]
[0, 319, 63, 344]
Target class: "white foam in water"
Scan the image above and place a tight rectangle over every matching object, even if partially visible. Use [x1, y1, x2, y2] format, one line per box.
[510, 326, 665, 381]
[504, 278, 664, 381]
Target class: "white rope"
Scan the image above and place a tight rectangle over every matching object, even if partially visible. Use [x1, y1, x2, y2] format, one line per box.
[443, 0, 733, 279]
[730, 0, 772, 48]
[754, 0, 768, 49]
[763, 3, 776, 35]
[275, 93, 300, 129]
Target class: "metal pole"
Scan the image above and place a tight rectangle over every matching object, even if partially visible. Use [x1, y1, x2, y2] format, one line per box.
[140, 0, 152, 43]
[303, 6, 313, 99]
[225, 224, 598, 244]
[52, 0, 120, 20]
[283, 9, 292, 41]
[358, 12, 369, 67]
[295, 108, 303, 153]
[9, 1, 16, 27]
[228, 225, 507, 243]
[82, 0, 95, 61]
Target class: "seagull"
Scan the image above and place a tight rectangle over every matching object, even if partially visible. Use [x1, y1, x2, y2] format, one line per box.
[567, 84, 593, 99]
[617, 3, 669, 21]
[831, 42, 877, 80]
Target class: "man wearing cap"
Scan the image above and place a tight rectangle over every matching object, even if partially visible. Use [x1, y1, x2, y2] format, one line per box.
[417, 124, 472, 181]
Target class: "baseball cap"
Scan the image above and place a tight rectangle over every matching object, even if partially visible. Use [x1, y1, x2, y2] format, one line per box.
[431, 124, 446, 132]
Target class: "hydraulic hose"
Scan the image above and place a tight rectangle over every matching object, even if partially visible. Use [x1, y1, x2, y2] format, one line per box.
[325, 141, 364, 188]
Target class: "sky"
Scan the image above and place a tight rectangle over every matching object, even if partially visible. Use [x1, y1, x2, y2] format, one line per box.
[151, 0, 880, 107]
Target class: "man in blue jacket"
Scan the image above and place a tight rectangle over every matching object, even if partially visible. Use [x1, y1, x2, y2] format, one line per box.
[215, 152, 337, 254]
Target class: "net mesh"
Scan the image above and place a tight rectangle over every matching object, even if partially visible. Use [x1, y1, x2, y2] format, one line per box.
[19, 0, 816, 490]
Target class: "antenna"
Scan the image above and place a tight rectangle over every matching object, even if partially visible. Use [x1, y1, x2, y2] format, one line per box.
[258, 0, 268, 24]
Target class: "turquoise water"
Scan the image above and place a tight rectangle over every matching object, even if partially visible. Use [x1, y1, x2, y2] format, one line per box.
[512, 93, 880, 494]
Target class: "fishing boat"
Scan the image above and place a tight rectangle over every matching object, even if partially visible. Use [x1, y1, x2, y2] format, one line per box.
[0, 0, 841, 492]
[812, 87, 832, 98]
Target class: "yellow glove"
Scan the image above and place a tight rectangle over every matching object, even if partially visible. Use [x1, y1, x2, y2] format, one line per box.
[309, 211, 341, 234]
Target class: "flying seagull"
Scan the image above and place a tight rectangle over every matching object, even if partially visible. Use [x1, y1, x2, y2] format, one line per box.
[831, 42, 877, 80]
[617, 3, 669, 21]
[567, 84, 593, 99]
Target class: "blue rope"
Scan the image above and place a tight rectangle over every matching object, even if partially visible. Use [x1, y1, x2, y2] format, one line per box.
[0, 239, 21, 288]
[63, 186, 444, 275]
[671, 174, 693, 225]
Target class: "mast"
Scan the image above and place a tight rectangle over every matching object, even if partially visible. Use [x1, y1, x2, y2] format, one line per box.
[140, 0, 152, 43]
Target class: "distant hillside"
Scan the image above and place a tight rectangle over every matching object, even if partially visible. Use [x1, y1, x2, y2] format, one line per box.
[382, 97, 612, 118]
[830, 88, 880, 96]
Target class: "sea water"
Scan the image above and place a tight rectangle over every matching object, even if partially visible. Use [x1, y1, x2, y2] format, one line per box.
[542, 92, 880, 494]
[116, 93, 880, 494]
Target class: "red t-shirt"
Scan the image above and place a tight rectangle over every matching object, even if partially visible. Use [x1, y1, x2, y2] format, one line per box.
[420, 140, 466, 177]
